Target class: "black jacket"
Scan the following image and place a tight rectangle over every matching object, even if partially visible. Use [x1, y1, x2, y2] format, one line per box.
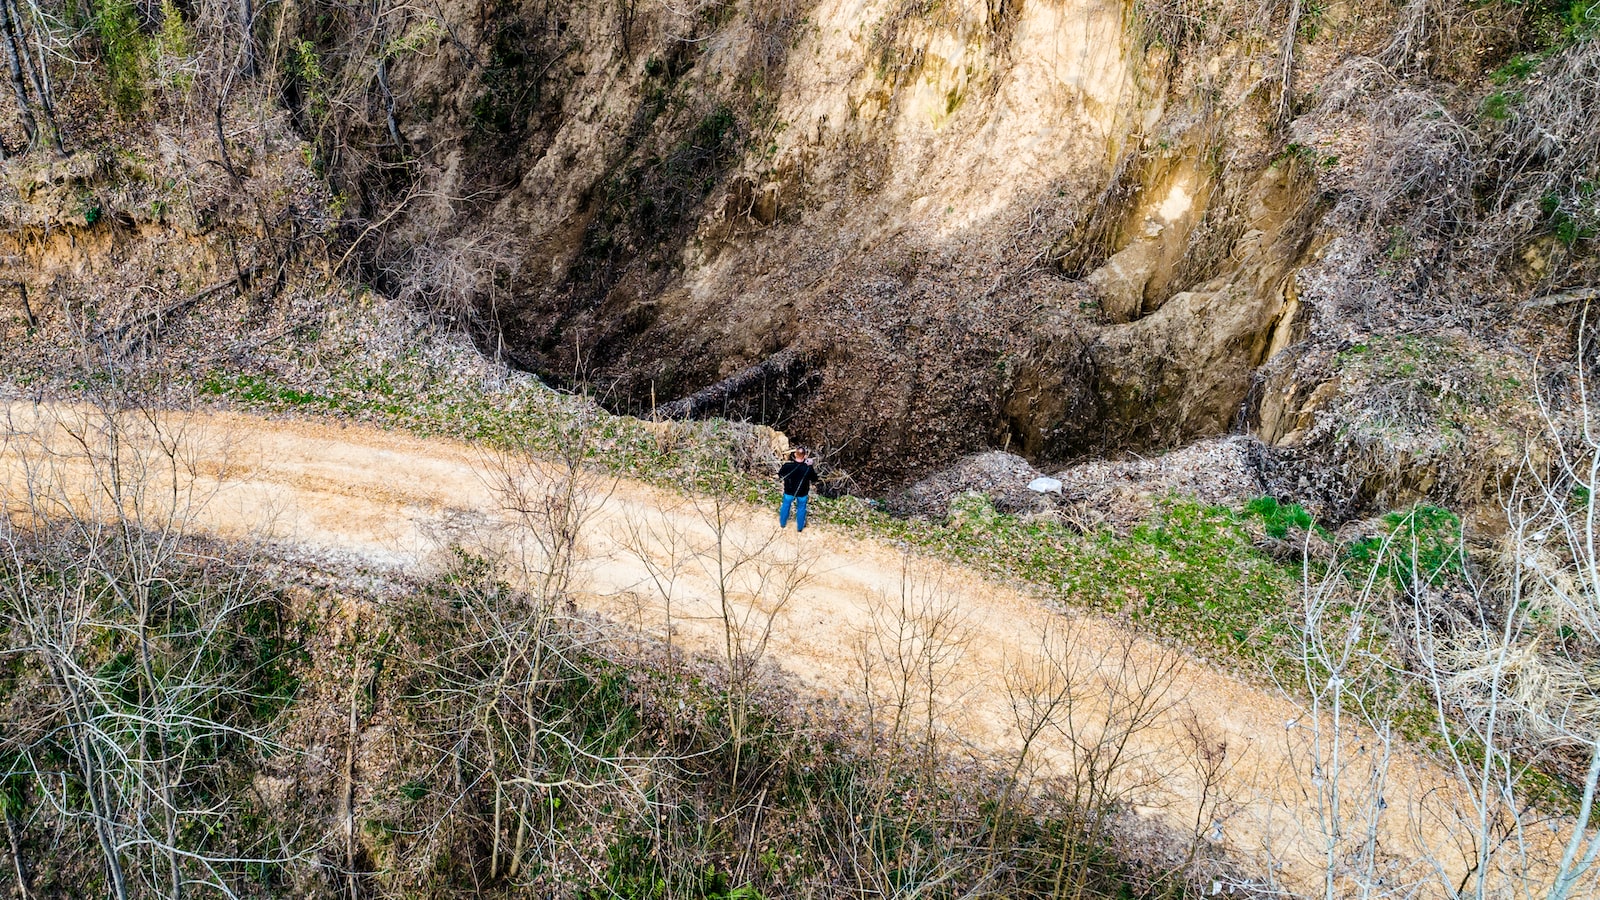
[778, 460, 818, 497]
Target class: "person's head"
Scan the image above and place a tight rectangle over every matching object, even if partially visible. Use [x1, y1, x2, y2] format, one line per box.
[793, 447, 807, 462]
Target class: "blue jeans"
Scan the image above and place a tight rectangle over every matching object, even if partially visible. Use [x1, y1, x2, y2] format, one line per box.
[779, 493, 808, 531]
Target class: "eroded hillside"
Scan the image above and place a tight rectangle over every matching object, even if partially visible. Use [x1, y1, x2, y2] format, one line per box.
[305, 0, 1597, 505]
[362, 0, 1318, 481]
[4, 0, 1592, 514]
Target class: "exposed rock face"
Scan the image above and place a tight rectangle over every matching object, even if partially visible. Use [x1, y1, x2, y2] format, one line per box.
[1075, 164, 1315, 453]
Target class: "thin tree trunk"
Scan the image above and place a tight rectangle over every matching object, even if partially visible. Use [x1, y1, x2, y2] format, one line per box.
[376, 56, 400, 148]
[15, 282, 31, 327]
[342, 660, 362, 900]
[654, 347, 806, 419]
[1278, 0, 1302, 125]
[136, 597, 184, 900]
[0, 0, 38, 149]
[238, 0, 255, 77]
[10, 0, 59, 152]
[3, 807, 31, 900]
[56, 668, 130, 900]
[370, 0, 400, 150]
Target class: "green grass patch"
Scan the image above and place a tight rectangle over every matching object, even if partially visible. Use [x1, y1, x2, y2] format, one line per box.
[1480, 90, 1521, 121]
[828, 491, 1297, 668]
[1347, 504, 1464, 592]
[1244, 495, 1317, 539]
[1491, 51, 1547, 84]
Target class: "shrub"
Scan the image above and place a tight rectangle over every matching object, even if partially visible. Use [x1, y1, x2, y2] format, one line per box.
[93, 0, 148, 114]
[153, 0, 194, 91]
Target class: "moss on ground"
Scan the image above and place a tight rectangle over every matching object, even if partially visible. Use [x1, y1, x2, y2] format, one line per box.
[1324, 335, 1535, 487]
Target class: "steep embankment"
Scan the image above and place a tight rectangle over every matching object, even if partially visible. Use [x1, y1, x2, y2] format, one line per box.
[1, 401, 1582, 897]
[265, 0, 1591, 516]
[356, 0, 1318, 482]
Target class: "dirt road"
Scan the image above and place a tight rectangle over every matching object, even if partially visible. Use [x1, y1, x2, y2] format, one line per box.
[0, 402, 1577, 898]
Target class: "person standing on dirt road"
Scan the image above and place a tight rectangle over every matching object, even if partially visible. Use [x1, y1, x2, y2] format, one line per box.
[777, 448, 819, 532]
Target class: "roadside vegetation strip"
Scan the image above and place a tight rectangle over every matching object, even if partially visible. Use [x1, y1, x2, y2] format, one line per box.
[194, 356, 1534, 777]
[385, 555, 1212, 900]
[193, 364, 1382, 683]
[0, 515, 1196, 899]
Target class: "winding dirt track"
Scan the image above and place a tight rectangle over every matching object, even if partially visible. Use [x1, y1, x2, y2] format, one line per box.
[0, 402, 1580, 898]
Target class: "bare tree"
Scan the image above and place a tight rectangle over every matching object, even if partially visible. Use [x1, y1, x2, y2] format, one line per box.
[376, 406, 673, 889]
[1266, 346, 1600, 900]
[1422, 362, 1600, 900]
[995, 614, 1229, 898]
[618, 496, 698, 673]
[849, 550, 973, 892]
[0, 386, 298, 899]
[1046, 627, 1187, 900]
[992, 621, 1079, 854]
[1273, 533, 1417, 900]
[670, 489, 813, 789]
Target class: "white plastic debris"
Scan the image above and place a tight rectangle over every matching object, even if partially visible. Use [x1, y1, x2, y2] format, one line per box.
[1027, 476, 1063, 494]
